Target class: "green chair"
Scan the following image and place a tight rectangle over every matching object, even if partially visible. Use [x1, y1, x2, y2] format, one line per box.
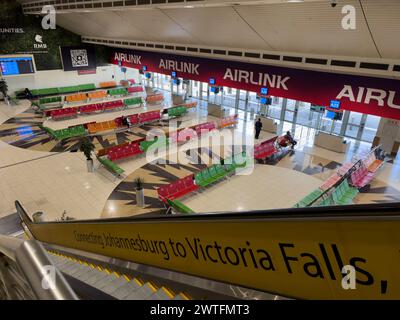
[166, 198, 194, 214]
[98, 157, 124, 176]
[294, 189, 324, 208]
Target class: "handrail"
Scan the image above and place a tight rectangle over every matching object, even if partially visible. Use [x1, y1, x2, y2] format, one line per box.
[305, 145, 383, 207]
[0, 234, 78, 300]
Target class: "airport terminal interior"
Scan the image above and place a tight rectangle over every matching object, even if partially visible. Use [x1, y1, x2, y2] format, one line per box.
[0, 0, 400, 301]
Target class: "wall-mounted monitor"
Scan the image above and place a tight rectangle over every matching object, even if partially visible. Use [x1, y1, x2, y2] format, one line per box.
[171, 71, 177, 77]
[326, 110, 336, 119]
[209, 78, 215, 85]
[330, 100, 341, 110]
[260, 87, 268, 95]
[260, 97, 267, 104]
[0, 55, 35, 76]
[142, 66, 147, 71]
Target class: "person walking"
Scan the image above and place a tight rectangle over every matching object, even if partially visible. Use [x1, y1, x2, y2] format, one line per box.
[255, 118, 262, 139]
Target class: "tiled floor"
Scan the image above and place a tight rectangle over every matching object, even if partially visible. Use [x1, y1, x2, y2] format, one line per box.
[0, 92, 399, 222]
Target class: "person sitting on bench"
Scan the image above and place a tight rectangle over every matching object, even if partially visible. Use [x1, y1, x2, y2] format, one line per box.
[23, 88, 34, 99]
[284, 131, 297, 149]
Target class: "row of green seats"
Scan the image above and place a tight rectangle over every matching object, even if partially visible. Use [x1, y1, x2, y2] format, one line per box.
[166, 198, 194, 214]
[124, 97, 142, 106]
[293, 189, 324, 208]
[39, 96, 62, 105]
[31, 87, 59, 96]
[108, 88, 127, 96]
[332, 179, 358, 205]
[140, 137, 169, 152]
[30, 83, 96, 97]
[168, 106, 187, 118]
[39, 125, 55, 136]
[98, 157, 124, 176]
[195, 164, 229, 187]
[49, 125, 86, 140]
[221, 151, 248, 169]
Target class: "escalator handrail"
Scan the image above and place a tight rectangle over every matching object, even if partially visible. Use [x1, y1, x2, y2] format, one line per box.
[0, 233, 78, 300]
[16, 200, 400, 226]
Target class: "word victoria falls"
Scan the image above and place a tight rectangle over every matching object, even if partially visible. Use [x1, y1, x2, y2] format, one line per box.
[74, 231, 375, 286]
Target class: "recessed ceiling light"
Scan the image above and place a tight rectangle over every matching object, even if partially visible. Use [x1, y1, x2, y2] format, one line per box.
[184, 5, 194, 8]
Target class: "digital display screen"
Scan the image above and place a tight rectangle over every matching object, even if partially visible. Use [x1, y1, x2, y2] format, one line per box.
[260, 87, 268, 95]
[330, 100, 341, 110]
[171, 71, 177, 77]
[145, 72, 151, 79]
[210, 86, 216, 93]
[173, 78, 178, 85]
[0, 56, 35, 76]
[142, 66, 147, 71]
[209, 78, 215, 85]
[260, 97, 267, 104]
[326, 110, 336, 119]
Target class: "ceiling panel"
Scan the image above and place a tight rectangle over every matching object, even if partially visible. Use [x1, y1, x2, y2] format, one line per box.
[24, 0, 400, 60]
[161, 7, 273, 50]
[118, 9, 196, 45]
[234, 1, 379, 58]
[362, 0, 400, 59]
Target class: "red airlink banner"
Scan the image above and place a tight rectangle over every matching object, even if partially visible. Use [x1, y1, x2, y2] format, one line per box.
[110, 48, 400, 120]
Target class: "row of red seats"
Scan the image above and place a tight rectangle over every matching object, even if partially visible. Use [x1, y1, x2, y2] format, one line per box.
[157, 174, 198, 203]
[103, 100, 124, 110]
[79, 103, 103, 114]
[50, 107, 78, 119]
[127, 86, 143, 93]
[350, 165, 374, 188]
[254, 136, 278, 159]
[194, 122, 216, 135]
[50, 100, 124, 118]
[107, 141, 143, 161]
[139, 110, 161, 123]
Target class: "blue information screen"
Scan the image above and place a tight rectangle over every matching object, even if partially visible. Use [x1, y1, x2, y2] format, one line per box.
[209, 78, 215, 85]
[260, 97, 267, 104]
[326, 110, 336, 119]
[0, 56, 35, 76]
[171, 71, 177, 77]
[142, 66, 147, 71]
[330, 100, 341, 110]
[260, 87, 268, 95]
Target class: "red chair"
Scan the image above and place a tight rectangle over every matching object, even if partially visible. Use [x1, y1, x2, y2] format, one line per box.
[128, 114, 139, 125]
[114, 117, 125, 127]
[128, 86, 143, 93]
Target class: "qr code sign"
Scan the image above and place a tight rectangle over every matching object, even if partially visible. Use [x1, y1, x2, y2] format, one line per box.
[70, 49, 89, 68]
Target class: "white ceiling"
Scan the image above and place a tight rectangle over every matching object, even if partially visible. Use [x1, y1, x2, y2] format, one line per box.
[20, 0, 400, 60]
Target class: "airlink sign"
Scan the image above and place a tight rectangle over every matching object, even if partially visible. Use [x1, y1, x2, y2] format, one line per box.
[111, 48, 400, 120]
[23, 211, 400, 299]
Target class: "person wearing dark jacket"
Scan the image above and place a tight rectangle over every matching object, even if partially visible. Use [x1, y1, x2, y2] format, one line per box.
[255, 118, 262, 139]
[284, 131, 297, 149]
